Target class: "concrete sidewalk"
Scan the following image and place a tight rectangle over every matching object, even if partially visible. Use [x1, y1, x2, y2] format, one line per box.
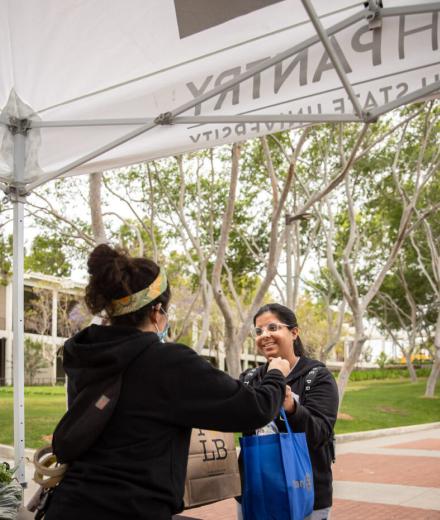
[2, 422, 440, 519]
[331, 423, 440, 519]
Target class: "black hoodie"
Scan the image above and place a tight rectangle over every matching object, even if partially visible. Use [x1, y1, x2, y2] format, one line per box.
[239, 356, 339, 510]
[45, 325, 286, 520]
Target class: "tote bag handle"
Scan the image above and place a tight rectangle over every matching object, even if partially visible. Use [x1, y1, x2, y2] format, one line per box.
[279, 407, 292, 434]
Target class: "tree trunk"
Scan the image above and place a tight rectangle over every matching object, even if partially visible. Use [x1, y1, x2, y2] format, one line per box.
[404, 353, 418, 383]
[211, 145, 242, 375]
[195, 277, 213, 354]
[225, 342, 242, 378]
[425, 311, 440, 397]
[89, 172, 107, 245]
[223, 323, 241, 378]
[321, 299, 346, 361]
[337, 313, 367, 404]
[320, 341, 336, 362]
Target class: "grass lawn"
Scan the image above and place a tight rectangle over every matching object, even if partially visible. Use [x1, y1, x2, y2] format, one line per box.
[336, 378, 440, 434]
[0, 378, 439, 449]
[0, 386, 66, 449]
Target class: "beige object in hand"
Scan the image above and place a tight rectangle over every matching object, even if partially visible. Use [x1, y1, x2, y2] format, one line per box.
[32, 445, 67, 489]
[184, 429, 241, 509]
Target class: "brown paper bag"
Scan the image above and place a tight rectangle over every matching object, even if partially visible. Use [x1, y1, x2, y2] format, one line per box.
[183, 429, 241, 508]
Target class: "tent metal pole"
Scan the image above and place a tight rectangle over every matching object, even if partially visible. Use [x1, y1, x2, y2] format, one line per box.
[32, 113, 361, 128]
[301, 0, 364, 119]
[173, 114, 361, 123]
[285, 218, 293, 307]
[32, 119, 155, 128]
[26, 120, 158, 191]
[367, 81, 440, 120]
[28, 110, 360, 190]
[11, 131, 26, 485]
[381, 3, 440, 17]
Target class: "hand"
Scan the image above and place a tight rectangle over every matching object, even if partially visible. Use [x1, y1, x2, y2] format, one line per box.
[283, 385, 296, 414]
[267, 357, 290, 377]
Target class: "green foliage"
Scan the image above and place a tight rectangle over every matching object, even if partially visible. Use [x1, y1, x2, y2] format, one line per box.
[0, 462, 16, 486]
[345, 367, 431, 381]
[376, 351, 389, 369]
[314, 105, 439, 299]
[295, 295, 344, 359]
[29, 177, 93, 270]
[0, 462, 22, 516]
[24, 337, 51, 385]
[0, 234, 12, 282]
[24, 234, 72, 277]
[117, 219, 165, 259]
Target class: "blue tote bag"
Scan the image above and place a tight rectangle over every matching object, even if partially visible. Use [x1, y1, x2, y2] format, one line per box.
[240, 408, 314, 520]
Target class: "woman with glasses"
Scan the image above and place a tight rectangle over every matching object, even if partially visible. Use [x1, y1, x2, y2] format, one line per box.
[44, 245, 290, 520]
[237, 303, 339, 520]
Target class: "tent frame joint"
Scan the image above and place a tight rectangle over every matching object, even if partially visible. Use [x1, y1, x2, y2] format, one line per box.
[8, 117, 31, 136]
[154, 112, 174, 125]
[363, 110, 378, 123]
[3, 185, 28, 203]
[365, 0, 383, 29]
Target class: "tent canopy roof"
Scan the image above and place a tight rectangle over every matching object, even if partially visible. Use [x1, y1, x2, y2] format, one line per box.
[0, 0, 439, 194]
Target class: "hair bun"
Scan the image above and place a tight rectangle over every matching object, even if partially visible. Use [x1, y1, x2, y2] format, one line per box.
[85, 244, 170, 319]
[87, 244, 126, 276]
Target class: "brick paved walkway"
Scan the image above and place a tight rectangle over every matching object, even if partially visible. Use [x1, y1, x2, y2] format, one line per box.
[332, 453, 440, 487]
[3, 424, 439, 519]
[181, 425, 440, 519]
[332, 499, 440, 519]
[183, 497, 440, 520]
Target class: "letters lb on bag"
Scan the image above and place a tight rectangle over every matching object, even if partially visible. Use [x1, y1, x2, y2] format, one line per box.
[184, 429, 241, 508]
[240, 409, 314, 520]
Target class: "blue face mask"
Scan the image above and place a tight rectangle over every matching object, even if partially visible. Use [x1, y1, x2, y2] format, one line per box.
[156, 322, 169, 343]
[155, 307, 169, 343]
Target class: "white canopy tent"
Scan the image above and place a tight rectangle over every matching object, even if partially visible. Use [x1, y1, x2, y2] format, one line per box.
[0, 0, 438, 483]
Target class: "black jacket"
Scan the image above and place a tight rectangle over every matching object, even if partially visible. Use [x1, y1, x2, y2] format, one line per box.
[240, 356, 338, 510]
[46, 325, 286, 520]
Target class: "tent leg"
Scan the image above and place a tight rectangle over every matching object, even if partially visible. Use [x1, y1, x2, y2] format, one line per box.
[12, 131, 26, 485]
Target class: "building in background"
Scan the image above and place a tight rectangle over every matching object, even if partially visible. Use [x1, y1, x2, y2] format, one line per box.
[0, 273, 86, 385]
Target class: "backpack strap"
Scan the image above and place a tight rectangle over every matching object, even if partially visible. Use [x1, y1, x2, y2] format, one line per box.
[303, 366, 336, 463]
[243, 367, 258, 385]
[303, 366, 322, 393]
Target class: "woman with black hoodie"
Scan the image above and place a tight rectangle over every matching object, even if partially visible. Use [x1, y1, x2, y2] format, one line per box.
[45, 245, 290, 520]
[238, 303, 339, 520]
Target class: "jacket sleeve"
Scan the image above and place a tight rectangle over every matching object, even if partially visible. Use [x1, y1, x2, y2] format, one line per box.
[154, 343, 286, 432]
[283, 369, 338, 449]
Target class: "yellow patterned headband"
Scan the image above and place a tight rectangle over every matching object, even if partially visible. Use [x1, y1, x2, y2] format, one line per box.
[111, 267, 167, 317]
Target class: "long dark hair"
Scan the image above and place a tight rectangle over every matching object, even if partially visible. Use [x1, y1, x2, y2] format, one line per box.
[85, 244, 171, 328]
[253, 303, 305, 357]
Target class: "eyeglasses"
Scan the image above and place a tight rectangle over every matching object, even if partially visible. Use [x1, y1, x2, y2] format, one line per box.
[253, 322, 291, 337]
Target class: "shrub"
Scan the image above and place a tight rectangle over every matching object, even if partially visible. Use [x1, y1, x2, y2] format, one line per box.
[347, 367, 431, 381]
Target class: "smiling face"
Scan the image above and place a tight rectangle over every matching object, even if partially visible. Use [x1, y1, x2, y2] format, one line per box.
[255, 311, 299, 367]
